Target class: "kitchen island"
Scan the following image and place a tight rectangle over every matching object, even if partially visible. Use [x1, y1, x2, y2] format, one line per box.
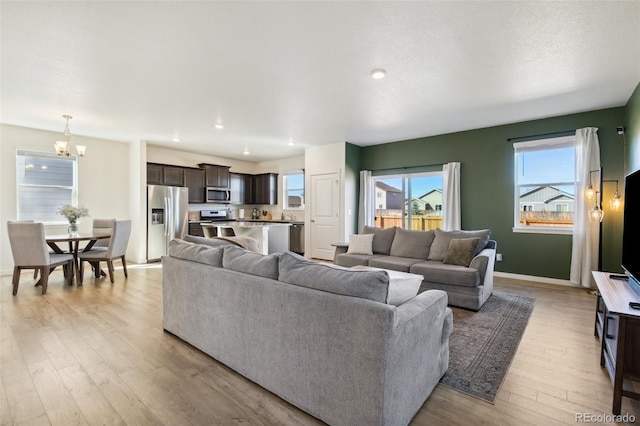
[212, 221, 291, 255]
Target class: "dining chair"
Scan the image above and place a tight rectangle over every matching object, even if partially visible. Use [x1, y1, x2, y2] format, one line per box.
[7, 221, 75, 295]
[77, 219, 131, 284]
[92, 218, 115, 249]
[8, 220, 41, 279]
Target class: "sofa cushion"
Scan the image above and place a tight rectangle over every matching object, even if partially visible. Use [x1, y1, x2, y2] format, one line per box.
[168, 238, 224, 267]
[278, 251, 389, 303]
[443, 238, 480, 267]
[410, 261, 481, 287]
[222, 245, 280, 280]
[428, 229, 490, 261]
[389, 228, 435, 259]
[335, 253, 385, 268]
[183, 234, 236, 248]
[368, 256, 425, 273]
[352, 265, 422, 306]
[347, 234, 374, 255]
[363, 226, 397, 255]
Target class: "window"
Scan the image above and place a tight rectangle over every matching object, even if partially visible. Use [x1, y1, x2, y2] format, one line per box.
[16, 150, 78, 223]
[373, 172, 443, 230]
[283, 171, 304, 209]
[513, 135, 576, 233]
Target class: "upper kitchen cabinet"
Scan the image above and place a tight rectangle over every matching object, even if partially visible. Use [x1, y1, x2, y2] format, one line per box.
[199, 163, 230, 189]
[184, 168, 206, 203]
[147, 162, 184, 186]
[252, 173, 278, 205]
[147, 163, 164, 185]
[163, 165, 185, 186]
[230, 172, 251, 204]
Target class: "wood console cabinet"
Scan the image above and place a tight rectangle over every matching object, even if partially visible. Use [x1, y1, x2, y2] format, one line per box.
[592, 271, 640, 415]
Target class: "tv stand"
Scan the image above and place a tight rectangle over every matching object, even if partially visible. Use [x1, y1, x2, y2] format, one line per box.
[592, 271, 640, 415]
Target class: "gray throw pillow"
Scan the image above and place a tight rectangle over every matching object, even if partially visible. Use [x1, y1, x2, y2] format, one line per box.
[442, 238, 480, 267]
[363, 226, 397, 255]
[278, 251, 390, 303]
[389, 228, 435, 259]
[222, 245, 280, 280]
[168, 238, 224, 267]
[428, 228, 491, 261]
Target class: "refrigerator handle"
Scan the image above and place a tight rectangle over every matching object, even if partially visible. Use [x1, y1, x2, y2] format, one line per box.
[164, 197, 170, 237]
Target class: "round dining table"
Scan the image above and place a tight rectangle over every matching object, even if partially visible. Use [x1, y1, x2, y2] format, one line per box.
[45, 232, 111, 285]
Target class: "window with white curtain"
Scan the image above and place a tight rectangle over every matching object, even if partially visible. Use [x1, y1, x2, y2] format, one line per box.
[16, 150, 78, 223]
[513, 135, 576, 234]
[372, 172, 443, 230]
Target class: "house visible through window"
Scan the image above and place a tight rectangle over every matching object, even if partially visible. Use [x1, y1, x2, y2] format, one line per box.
[16, 150, 78, 222]
[283, 171, 304, 209]
[373, 172, 443, 230]
[513, 135, 576, 233]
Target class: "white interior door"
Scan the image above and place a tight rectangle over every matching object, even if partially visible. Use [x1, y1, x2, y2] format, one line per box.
[310, 172, 340, 260]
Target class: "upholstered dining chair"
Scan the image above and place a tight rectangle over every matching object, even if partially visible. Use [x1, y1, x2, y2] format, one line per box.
[7, 221, 75, 295]
[77, 219, 131, 284]
[8, 220, 40, 279]
[92, 218, 115, 249]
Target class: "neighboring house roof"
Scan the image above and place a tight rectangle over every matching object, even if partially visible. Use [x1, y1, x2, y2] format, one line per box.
[520, 186, 575, 201]
[375, 182, 402, 193]
[416, 188, 442, 200]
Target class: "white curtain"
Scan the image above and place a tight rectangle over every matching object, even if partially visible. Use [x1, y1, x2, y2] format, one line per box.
[358, 170, 374, 232]
[570, 127, 601, 287]
[442, 162, 461, 231]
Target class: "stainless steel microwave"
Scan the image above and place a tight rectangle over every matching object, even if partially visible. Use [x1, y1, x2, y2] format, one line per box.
[206, 187, 231, 203]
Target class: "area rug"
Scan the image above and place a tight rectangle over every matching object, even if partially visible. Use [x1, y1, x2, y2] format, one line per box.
[440, 291, 536, 403]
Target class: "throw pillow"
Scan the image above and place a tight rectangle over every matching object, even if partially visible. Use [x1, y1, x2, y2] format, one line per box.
[363, 226, 397, 255]
[442, 238, 480, 267]
[222, 245, 280, 280]
[347, 234, 374, 255]
[428, 228, 491, 261]
[168, 238, 224, 267]
[389, 228, 435, 259]
[278, 251, 390, 303]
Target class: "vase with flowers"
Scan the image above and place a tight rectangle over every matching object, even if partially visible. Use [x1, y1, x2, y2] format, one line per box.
[57, 204, 89, 235]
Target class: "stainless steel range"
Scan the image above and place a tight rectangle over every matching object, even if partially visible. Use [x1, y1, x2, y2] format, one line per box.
[200, 210, 228, 221]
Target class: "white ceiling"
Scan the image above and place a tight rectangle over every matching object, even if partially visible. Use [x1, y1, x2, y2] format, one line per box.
[2, 1, 639, 162]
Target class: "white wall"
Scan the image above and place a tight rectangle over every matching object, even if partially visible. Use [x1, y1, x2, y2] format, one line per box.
[0, 124, 131, 274]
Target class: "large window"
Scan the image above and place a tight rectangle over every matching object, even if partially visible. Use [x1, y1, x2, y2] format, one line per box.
[513, 135, 576, 233]
[373, 172, 443, 230]
[283, 171, 305, 209]
[16, 150, 78, 223]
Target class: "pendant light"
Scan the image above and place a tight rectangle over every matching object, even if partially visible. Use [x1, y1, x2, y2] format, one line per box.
[54, 115, 86, 157]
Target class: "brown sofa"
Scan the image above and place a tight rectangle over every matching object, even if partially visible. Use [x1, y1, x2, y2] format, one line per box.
[333, 226, 496, 310]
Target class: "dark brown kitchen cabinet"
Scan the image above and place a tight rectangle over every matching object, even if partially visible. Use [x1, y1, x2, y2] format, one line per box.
[147, 163, 164, 185]
[188, 222, 204, 237]
[252, 173, 278, 205]
[230, 172, 251, 204]
[184, 168, 206, 203]
[163, 166, 184, 186]
[199, 163, 230, 189]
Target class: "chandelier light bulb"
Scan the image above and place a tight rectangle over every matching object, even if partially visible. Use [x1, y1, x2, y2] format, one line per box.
[610, 190, 622, 212]
[584, 182, 596, 201]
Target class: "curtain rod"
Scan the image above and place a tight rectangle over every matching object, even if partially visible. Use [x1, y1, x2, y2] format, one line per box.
[507, 129, 575, 142]
[370, 162, 446, 173]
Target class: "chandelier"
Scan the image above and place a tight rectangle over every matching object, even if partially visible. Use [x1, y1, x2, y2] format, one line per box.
[54, 115, 86, 157]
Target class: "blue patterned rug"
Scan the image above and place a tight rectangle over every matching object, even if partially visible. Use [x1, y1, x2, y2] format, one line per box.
[440, 291, 535, 403]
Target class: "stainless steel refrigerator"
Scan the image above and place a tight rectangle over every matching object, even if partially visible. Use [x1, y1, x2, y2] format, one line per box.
[147, 185, 189, 262]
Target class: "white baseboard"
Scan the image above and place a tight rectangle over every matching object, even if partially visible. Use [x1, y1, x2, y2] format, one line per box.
[494, 271, 578, 287]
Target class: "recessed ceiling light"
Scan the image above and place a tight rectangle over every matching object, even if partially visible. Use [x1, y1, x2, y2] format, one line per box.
[215, 123, 224, 130]
[370, 68, 387, 80]
[243, 147, 250, 155]
[172, 138, 181, 143]
[288, 138, 295, 146]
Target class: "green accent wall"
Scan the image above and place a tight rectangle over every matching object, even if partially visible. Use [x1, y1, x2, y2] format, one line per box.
[627, 82, 640, 174]
[345, 142, 363, 233]
[357, 107, 627, 280]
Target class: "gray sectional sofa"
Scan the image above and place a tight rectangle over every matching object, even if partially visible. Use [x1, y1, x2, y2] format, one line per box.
[334, 226, 496, 310]
[162, 237, 453, 426]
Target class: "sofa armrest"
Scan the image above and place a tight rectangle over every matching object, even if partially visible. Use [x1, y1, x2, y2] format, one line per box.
[469, 239, 496, 287]
[331, 242, 349, 262]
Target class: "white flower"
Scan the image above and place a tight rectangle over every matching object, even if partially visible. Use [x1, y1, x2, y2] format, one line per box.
[57, 205, 89, 223]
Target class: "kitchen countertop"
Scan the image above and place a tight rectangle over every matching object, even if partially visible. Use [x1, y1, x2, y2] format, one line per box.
[207, 221, 292, 227]
[190, 219, 304, 225]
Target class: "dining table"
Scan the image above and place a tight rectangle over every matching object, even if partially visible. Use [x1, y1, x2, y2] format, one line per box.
[45, 232, 111, 285]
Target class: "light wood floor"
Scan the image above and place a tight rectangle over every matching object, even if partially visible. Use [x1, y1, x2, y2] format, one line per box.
[1, 265, 639, 425]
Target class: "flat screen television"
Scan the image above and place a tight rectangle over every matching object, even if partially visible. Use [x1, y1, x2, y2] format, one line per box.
[622, 168, 640, 287]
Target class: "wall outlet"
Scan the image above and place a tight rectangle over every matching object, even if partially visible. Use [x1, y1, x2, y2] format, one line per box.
[496, 253, 503, 262]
